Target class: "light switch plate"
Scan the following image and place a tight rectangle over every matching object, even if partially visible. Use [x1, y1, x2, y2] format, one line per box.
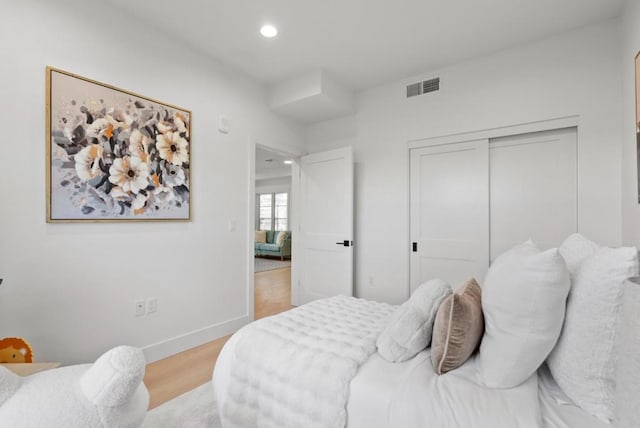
[147, 297, 158, 314]
[218, 115, 230, 134]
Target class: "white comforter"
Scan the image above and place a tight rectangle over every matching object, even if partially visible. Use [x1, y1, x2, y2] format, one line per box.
[348, 350, 541, 428]
[217, 295, 395, 428]
[214, 296, 605, 428]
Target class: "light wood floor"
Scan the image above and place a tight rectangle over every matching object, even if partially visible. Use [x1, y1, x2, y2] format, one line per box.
[143, 266, 293, 410]
[254, 265, 296, 319]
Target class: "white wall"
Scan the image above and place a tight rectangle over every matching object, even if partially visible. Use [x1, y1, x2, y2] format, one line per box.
[621, 0, 640, 247]
[0, 0, 304, 364]
[256, 177, 292, 195]
[307, 20, 623, 304]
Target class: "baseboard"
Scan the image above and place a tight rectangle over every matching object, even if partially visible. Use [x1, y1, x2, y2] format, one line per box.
[142, 315, 248, 363]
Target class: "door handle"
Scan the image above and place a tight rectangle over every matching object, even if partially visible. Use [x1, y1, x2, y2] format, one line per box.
[336, 240, 351, 247]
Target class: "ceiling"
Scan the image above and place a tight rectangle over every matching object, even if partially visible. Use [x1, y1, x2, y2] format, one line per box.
[104, 0, 623, 123]
[256, 147, 293, 180]
[103, 0, 622, 93]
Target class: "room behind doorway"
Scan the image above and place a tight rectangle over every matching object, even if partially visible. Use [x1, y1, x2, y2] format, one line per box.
[254, 146, 294, 317]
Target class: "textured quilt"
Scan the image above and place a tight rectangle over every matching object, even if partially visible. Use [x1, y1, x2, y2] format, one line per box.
[221, 295, 395, 428]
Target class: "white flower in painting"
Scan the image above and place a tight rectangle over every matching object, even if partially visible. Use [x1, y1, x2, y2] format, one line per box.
[129, 130, 151, 162]
[86, 118, 112, 140]
[156, 121, 174, 134]
[85, 113, 130, 142]
[161, 163, 186, 187]
[108, 156, 150, 194]
[74, 144, 104, 181]
[157, 113, 188, 136]
[174, 112, 188, 135]
[156, 113, 188, 135]
[153, 185, 175, 204]
[62, 116, 85, 142]
[107, 108, 133, 127]
[156, 132, 188, 166]
[109, 186, 129, 201]
[132, 193, 149, 215]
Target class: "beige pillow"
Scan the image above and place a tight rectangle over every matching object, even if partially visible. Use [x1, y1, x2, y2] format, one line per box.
[275, 231, 288, 246]
[255, 230, 266, 244]
[431, 278, 484, 375]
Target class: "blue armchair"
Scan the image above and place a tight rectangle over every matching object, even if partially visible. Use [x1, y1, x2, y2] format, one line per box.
[255, 230, 291, 261]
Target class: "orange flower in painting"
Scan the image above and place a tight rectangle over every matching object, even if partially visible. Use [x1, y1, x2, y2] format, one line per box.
[104, 123, 114, 139]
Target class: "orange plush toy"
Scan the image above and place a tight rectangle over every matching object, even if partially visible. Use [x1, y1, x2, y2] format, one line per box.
[0, 338, 33, 363]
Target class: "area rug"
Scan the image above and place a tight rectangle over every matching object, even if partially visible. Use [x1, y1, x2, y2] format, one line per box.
[142, 382, 220, 428]
[254, 257, 291, 273]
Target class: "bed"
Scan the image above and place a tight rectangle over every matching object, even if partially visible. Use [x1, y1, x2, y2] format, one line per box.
[213, 236, 639, 428]
[214, 313, 612, 428]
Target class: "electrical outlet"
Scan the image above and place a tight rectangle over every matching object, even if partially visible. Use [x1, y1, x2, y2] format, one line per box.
[135, 300, 145, 317]
[147, 297, 158, 314]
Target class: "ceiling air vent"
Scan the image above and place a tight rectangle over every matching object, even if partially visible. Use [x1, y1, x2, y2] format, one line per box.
[406, 82, 422, 98]
[423, 78, 440, 93]
[406, 77, 440, 98]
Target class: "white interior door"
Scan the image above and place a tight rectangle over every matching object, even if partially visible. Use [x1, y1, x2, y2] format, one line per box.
[410, 140, 490, 293]
[299, 147, 353, 304]
[489, 127, 577, 261]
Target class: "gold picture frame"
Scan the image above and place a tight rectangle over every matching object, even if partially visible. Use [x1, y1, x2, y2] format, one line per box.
[46, 66, 191, 222]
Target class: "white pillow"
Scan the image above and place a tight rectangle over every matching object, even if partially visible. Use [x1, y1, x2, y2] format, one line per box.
[377, 279, 451, 362]
[558, 233, 599, 275]
[479, 240, 570, 388]
[614, 278, 640, 428]
[547, 235, 639, 422]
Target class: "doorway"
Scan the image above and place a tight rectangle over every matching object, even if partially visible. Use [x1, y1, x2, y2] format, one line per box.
[253, 146, 295, 319]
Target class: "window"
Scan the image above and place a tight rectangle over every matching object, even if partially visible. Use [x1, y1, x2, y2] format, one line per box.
[258, 194, 272, 231]
[274, 193, 288, 231]
[257, 192, 288, 231]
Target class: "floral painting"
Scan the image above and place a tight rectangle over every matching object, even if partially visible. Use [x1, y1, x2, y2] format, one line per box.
[46, 67, 191, 221]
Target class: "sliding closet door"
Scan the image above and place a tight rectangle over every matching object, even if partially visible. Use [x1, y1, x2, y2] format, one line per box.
[489, 128, 577, 261]
[410, 140, 489, 293]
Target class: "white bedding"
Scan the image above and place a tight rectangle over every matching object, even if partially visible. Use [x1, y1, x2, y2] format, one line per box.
[538, 365, 609, 428]
[214, 304, 609, 428]
[348, 350, 540, 428]
[216, 296, 395, 428]
[348, 351, 611, 428]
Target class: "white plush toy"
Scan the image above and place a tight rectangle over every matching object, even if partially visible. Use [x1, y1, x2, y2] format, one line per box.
[0, 345, 149, 428]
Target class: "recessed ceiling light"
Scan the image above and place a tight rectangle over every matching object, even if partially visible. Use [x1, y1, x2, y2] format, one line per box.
[260, 25, 278, 38]
[283, 160, 293, 165]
